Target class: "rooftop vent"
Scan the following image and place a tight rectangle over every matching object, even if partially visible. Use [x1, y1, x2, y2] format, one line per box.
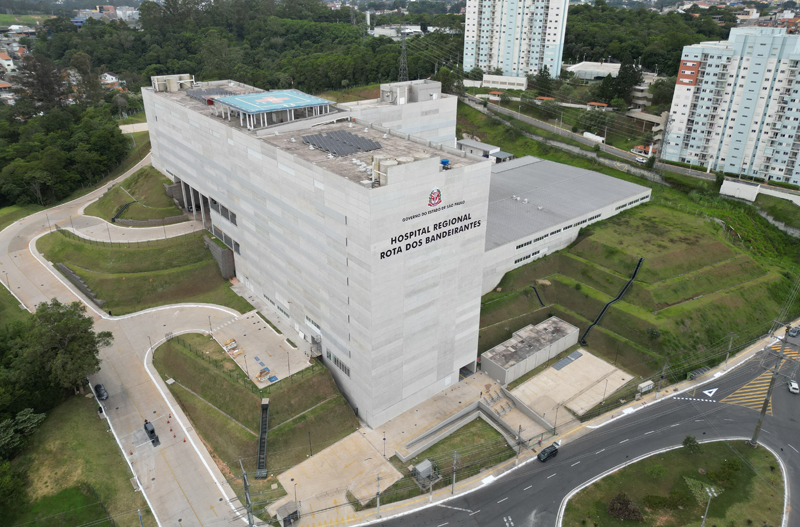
[523, 199, 528, 204]
[290, 137, 296, 143]
[538, 206, 543, 210]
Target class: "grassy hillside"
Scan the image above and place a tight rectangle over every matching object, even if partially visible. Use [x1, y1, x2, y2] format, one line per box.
[755, 193, 800, 230]
[37, 230, 253, 315]
[481, 202, 800, 384]
[85, 166, 184, 222]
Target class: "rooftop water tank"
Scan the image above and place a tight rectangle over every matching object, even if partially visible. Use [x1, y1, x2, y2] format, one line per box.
[441, 159, 450, 166]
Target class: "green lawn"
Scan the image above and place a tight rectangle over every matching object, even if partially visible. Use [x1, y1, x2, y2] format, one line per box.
[465, 94, 800, 382]
[755, 193, 800, 230]
[38, 231, 253, 315]
[8, 397, 156, 527]
[0, 13, 53, 25]
[356, 419, 515, 509]
[151, 332, 358, 478]
[0, 279, 30, 327]
[85, 166, 183, 222]
[316, 83, 380, 103]
[563, 440, 784, 527]
[154, 334, 262, 431]
[118, 112, 148, 125]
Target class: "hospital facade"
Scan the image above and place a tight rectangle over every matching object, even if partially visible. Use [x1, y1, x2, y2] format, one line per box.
[143, 76, 650, 427]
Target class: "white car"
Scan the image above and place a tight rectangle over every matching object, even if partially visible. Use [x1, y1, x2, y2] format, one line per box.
[789, 381, 799, 394]
[635, 156, 647, 164]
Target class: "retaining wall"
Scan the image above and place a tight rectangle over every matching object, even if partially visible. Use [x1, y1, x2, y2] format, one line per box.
[204, 236, 236, 279]
[55, 263, 106, 308]
[115, 215, 188, 227]
[164, 183, 186, 208]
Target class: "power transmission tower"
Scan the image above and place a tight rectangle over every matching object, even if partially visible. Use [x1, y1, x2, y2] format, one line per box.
[750, 326, 799, 448]
[399, 27, 409, 82]
[240, 460, 255, 527]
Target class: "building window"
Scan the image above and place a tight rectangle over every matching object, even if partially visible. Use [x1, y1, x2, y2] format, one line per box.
[326, 349, 350, 377]
[277, 304, 290, 319]
[516, 240, 532, 250]
[305, 315, 321, 334]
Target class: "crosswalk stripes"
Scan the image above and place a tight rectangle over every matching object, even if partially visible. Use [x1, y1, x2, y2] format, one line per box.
[720, 371, 773, 415]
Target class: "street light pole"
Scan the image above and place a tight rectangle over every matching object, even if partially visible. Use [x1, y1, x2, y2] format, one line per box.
[700, 486, 718, 527]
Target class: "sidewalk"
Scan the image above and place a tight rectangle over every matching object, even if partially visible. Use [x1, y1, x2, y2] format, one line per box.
[284, 325, 791, 527]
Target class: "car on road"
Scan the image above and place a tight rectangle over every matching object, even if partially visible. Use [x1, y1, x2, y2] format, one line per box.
[94, 384, 108, 400]
[789, 327, 800, 338]
[538, 443, 559, 462]
[635, 156, 647, 164]
[789, 380, 799, 394]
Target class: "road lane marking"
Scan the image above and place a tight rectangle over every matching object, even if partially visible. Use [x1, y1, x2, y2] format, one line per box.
[762, 429, 771, 434]
[571, 462, 580, 467]
[469, 510, 481, 516]
[523, 485, 532, 490]
[437, 523, 448, 527]
[645, 431, 654, 435]
[619, 439, 629, 444]
[596, 449, 605, 454]
[670, 424, 679, 427]
[789, 444, 799, 453]
[547, 474, 556, 479]
[498, 497, 508, 503]
[436, 504, 472, 513]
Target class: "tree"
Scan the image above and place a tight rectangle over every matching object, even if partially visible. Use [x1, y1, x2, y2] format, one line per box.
[532, 66, 553, 96]
[540, 99, 559, 119]
[0, 409, 46, 459]
[70, 52, 103, 106]
[488, 67, 504, 75]
[14, 54, 68, 111]
[682, 435, 702, 454]
[499, 92, 511, 104]
[578, 109, 613, 135]
[610, 97, 628, 113]
[23, 299, 113, 390]
[0, 461, 24, 505]
[649, 76, 677, 106]
[615, 57, 643, 103]
[593, 74, 617, 103]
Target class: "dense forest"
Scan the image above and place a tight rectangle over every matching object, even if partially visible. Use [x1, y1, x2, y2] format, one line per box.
[564, 0, 736, 75]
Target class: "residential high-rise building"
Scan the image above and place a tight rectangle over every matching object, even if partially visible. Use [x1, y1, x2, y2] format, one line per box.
[663, 27, 800, 186]
[462, 0, 568, 78]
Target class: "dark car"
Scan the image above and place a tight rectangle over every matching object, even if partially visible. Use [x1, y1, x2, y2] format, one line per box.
[94, 384, 108, 400]
[538, 443, 559, 462]
[144, 420, 160, 447]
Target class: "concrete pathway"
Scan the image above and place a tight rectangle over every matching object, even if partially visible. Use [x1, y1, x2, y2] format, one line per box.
[120, 123, 149, 133]
[0, 154, 248, 526]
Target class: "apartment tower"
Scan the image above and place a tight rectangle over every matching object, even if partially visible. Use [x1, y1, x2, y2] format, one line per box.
[663, 27, 800, 186]
[462, 0, 568, 78]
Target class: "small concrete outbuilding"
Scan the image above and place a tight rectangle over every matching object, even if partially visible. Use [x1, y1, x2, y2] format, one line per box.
[480, 317, 579, 385]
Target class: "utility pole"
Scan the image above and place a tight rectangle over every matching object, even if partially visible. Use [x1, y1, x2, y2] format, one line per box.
[724, 333, 736, 370]
[240, 460, 255, 527]
[308, 431, 312, 456]
[376, 474, 381, 518]
[515, 424, 524, 465]
[655, 362, 668, 399]
[398, 27, 409, 82]
[451, 452, 459, 494]
[750, 327, 795, 447]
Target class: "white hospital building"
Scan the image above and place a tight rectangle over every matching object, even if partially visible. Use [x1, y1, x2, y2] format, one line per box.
[462, 0, 569, 78]
[143, 75, 649, 427]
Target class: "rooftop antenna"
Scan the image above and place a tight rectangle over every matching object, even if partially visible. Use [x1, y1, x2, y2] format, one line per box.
[399, 26, 409, 83]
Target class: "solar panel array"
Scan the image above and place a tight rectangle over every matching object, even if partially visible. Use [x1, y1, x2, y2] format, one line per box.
[186, 88, 235, 101]
[301, 131, 382, 157]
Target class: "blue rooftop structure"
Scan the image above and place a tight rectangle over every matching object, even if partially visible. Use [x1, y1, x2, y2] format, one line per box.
[215, 90, 332, 114]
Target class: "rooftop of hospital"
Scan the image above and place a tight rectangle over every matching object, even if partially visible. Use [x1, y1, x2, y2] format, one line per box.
[260, 120, 480, 184]
[148, 79, 481, 186]
[484, 157, 651, 251]
[481, 317, 578, 369]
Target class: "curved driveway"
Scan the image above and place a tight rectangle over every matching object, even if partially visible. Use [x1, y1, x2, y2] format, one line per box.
[376, 352, 799, 527]
[0, 155, 247, 526]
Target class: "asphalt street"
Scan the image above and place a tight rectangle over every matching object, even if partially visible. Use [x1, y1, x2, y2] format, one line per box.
[376, 341, 800, 527]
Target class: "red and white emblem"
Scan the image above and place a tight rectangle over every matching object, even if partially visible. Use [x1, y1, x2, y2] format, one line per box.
[428, 188, 442, 207]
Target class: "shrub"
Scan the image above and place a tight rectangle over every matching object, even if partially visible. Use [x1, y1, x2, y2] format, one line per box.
[708, 457, 741, 488]
[645, 156, 656, 168]
[607, 492, 644, 521]
[683, 435, 702, 454]
[645, 463, 667, 481]
[647, 327, 661, 340]
[592, 143, 601, 152]
[572, 125, 578, 133]
[575, 283, 583, 291]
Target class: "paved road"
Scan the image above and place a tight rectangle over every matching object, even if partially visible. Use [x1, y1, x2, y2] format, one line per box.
[377, 344, 800, 527]
[0, 155, 247, 526]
